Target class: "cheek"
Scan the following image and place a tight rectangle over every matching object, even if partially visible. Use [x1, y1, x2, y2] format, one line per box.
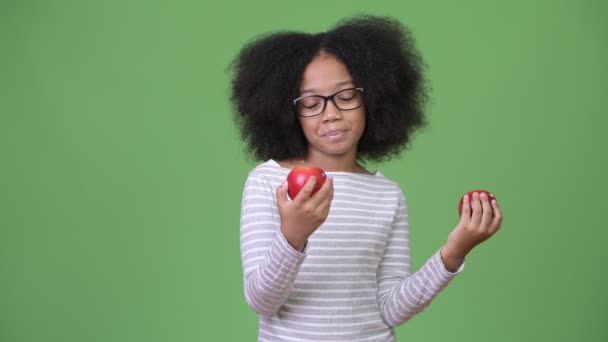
[298, 119, 318, 139]
[352, 111, 366, 137]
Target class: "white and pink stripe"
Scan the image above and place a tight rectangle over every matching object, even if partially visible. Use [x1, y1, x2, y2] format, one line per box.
[240, 160, 464, 341]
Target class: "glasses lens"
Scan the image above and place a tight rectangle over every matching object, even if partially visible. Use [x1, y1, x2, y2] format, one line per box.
[295, 96, 324, 117]
[334, 88, 363, 110]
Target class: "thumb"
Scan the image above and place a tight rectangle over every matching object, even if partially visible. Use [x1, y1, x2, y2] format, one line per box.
[276, 181, 289, 206]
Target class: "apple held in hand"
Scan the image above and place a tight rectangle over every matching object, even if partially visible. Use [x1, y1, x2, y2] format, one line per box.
[459, 189, 497, 216]
[287, 167, 327, 199]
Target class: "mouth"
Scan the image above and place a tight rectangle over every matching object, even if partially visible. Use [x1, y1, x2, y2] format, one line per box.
[322, 129, 347, 141]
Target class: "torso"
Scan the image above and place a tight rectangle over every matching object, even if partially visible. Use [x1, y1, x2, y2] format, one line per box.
[245, 160, 400, 341]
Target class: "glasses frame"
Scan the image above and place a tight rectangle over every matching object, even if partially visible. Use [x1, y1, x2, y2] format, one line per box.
[292, 87, 364, 118]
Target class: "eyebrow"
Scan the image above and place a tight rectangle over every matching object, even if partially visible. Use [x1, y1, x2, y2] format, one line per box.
[299, 80, 356, 95]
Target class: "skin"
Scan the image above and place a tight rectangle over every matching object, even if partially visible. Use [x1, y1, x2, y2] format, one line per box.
[443, 192, 503, 271]
[294, 52, 367, 174]
[277, 51, 503, 271]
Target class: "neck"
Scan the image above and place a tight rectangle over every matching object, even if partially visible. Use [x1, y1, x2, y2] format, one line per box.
[303, 149, 364, 173]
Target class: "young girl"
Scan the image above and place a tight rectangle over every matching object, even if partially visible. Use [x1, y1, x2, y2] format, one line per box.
[230, 15, 503, 341]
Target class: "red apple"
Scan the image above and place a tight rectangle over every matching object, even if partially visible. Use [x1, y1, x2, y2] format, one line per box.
[287, 167, 327, 199]
[458, 189, 497, 217]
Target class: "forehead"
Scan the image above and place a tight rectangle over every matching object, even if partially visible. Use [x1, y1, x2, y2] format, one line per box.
[299, 52, 353, 94]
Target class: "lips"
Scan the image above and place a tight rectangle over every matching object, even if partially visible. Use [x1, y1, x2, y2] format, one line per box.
[323, 129, 346, 137]
[321, 129, 347, 142]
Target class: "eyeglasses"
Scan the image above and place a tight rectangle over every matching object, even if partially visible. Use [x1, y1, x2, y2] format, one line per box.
[292, 87, 364, 118]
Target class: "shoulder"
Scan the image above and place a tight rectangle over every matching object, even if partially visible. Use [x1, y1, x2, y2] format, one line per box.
[366, 171, 403, 192]
[365, 171, 408, 202]
[245, 160, 288, 186]
[368, 172, 410, 211]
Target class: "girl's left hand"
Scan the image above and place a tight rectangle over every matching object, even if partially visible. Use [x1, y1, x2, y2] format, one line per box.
[441, 192, 503, 271]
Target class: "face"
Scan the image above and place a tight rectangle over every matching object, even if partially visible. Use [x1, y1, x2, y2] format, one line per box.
[296, 52, 365, 160]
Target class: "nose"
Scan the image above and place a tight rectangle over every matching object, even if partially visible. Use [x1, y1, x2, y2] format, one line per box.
[322, 98, 342, 122]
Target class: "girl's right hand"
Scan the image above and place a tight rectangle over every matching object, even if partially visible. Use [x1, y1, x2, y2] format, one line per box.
[276, 176, 334, 252]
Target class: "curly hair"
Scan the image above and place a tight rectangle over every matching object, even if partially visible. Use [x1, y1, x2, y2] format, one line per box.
[229, 15, 428, 162]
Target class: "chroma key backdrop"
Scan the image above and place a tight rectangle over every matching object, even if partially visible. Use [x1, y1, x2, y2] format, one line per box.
[1, 1, 606, 341]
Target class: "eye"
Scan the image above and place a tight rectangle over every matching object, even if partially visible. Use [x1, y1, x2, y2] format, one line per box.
[298, 97, 322, 109]
[304, 103, 320, 109]
[336, 89, 356, 102]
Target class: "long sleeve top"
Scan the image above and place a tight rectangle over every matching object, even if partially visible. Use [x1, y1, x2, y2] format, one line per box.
[240, 160, 464, 341]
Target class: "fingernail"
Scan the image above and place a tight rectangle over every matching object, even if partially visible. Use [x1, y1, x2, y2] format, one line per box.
[480, 193, 487, 198]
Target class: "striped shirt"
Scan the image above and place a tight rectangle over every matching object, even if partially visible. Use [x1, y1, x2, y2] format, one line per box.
[240, 160, 464, 341]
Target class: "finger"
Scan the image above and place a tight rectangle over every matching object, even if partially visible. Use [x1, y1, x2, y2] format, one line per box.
[489, 200, 503, 234]
[479, 192, 493, 231]
[310, 176, 333, 200]
[316, 189, 333, 215]
[310, 177, 334, 206]
[294, 177, 318, 203]
[276, 181, 289, 206]
[470, 192, 482, 226]
[316, 178, 334, 208]
[460, 194, 471, 223]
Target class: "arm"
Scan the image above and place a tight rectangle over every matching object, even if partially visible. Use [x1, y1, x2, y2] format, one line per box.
[377, 190, 503, 327]
[240, 169, 334, 317]
[376, 190, 463, 327]
[239, 173, 307, 317]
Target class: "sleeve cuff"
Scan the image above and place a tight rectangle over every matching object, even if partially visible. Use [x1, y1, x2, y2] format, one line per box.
[276, 229, 308, 258]
[433, 249, 465, 277]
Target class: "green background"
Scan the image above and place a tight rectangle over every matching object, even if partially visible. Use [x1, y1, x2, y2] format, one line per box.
[2, 0, 606, 341]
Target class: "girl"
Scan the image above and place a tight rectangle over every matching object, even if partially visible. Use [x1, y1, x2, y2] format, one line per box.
[230, 15, 503, 341]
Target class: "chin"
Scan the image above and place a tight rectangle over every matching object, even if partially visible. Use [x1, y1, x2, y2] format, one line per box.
[315, 144, 356, 157]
